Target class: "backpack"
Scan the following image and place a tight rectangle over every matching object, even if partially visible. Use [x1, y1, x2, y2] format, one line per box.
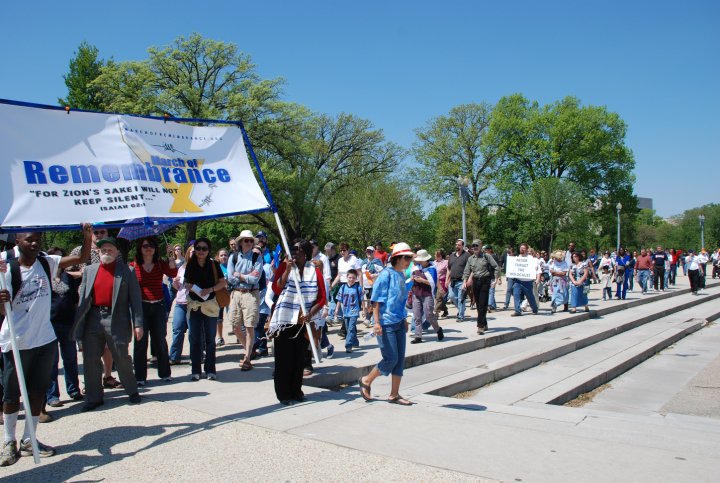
[229, 251, 267, 291]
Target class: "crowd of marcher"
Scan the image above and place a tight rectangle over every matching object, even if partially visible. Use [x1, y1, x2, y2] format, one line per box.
[0, 225, 717, 466]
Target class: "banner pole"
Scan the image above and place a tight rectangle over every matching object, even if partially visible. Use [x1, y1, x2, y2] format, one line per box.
[272, 212, 321, 364]
[0, 269, 40, 464]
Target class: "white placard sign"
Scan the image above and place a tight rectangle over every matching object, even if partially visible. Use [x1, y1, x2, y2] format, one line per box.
[505, 256, 537, 281]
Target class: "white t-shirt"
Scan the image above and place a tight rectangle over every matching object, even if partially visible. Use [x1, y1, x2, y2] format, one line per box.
[685, 255, 699, 271]
[0, 255, 61, 352]
[337, 255, 362, 284]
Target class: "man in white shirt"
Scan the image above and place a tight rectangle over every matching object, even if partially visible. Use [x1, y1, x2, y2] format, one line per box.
[0, 224, 92, 466]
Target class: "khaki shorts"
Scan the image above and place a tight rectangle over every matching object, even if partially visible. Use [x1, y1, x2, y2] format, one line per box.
[229, 290, 260, 328]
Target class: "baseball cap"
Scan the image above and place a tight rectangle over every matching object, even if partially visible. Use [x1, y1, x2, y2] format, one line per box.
[96, 237, 119, 248]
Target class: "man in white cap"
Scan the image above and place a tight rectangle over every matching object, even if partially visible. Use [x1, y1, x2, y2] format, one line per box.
[227, 230, 263, 371]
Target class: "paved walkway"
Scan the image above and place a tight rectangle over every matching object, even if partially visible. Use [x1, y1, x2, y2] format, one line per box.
[2, 273, 718, 482]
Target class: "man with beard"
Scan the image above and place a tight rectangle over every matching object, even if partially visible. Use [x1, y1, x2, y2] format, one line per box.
[71, 237, 143, 412]
[0, 224, 92, 466]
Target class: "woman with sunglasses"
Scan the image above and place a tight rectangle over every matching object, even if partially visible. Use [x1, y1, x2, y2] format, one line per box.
[130, 236, 177, 385]
[183, 238, 227, 380]
[267, 239, 326, 405]
[358, 243, 415, 406]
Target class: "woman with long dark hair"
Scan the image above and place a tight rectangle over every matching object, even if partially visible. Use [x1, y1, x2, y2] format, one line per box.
[130, 236, 177, 385]
[170, 245, 194, 364]
[183, 238, 227, 381]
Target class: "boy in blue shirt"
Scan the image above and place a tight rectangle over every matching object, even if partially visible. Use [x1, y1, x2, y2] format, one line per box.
[336, 269, 363, 352]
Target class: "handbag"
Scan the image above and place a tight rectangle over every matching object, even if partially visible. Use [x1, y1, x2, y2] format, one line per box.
[210, 261, 231, 308]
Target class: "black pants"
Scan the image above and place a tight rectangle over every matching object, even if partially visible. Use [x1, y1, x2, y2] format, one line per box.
[654, 267, 665, 290]
[134, 301, 171, 381]
[471, 276, 491, 329]
[689, 269, 700, 293]
[273, 325, 309, 401]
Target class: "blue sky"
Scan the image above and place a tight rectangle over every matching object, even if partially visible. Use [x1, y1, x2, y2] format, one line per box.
[1, 0, 718, 217]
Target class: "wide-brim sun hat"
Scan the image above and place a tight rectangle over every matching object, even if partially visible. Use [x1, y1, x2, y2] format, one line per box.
[390, 242, 415, 259]
[237, 229, 254, 241]
[414, 249, 432, 262]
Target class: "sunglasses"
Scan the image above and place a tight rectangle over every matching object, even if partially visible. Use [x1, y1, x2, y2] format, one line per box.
[402, 255, 414, 260]
[471, 245, 480, 248]
[241, 239, 254, 243]
[195, 246, 209, 252]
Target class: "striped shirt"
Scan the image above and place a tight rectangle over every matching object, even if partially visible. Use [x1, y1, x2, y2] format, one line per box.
[131, 260, 177, 301]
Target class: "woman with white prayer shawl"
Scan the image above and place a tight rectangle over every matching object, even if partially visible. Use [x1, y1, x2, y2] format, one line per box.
[267, 240, 326, 405]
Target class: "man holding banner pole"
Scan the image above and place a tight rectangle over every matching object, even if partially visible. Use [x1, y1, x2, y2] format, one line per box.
[0, 223, 92, 467]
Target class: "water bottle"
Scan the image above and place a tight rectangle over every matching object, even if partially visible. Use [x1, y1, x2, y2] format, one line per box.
[363, 331, 376, 341]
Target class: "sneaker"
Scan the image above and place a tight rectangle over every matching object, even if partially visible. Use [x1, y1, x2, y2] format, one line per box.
[325, 344, 335, 359]
[191, 374, 200, 381]
[0, 440, 20, 466]
[137, 380, 146, 387]
[511, 312, 522, 317]
[410, 337, 423, 344]
[20, 438, 56, 458]
[207, 373, 217, 380]
[162, 377, 172, 382]
[69, 392, 84, 401]
[437, 327, 444, 341]
[477, 327, 485, 335]
[216, 338, 225, 347]
[551, 304, 557, 313]
[47, 398, 63, 408]
[128, 393, 141, 404]
[345, 347, 353, 353]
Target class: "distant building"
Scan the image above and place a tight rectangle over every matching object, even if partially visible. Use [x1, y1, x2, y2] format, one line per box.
[638, 197, 653, 210]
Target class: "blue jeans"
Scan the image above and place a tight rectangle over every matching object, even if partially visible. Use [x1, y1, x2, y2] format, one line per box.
[637, 269, 651, 293]
[188, 309, 217, 376]
[488, 284, 497, 309]
[344, 316, 359, 349]
[616, 274, 628, 299]
[504, 278, 516, 308]
[376, 321, 407, 376]
[513, 280, 538, 314]
[47, 323, 80, 401]
[253, 312, 269, 354]
[448, 279, 466, 319]
[170, 303, 188, 361]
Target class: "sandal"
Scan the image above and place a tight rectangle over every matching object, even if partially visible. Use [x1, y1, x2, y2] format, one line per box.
[358, 377, 373, 402]
[240, 360, 253, 371]
[388, 395, 413, 406]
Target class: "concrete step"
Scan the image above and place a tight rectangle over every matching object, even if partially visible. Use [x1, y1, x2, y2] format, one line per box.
[363, 286, 720, 398]
[307, 279, 719, 389]
[466, 303, 720, 406]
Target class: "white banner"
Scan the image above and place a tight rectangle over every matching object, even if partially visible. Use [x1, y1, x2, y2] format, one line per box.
[505, 256, 537, 281]
[0, 102, 271, 228]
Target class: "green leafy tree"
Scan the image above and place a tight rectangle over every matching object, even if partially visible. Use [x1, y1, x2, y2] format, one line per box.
[413, 103, 498, 205]
[321, 176, 422, 250]
[58, 41, 107, 110]
[485, 93, 637, 247]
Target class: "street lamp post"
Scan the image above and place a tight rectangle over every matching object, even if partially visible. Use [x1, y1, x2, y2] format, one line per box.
[699, 214, 705, 249]
[457, 176, 469, 243]
[616, 202, 622, 253]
